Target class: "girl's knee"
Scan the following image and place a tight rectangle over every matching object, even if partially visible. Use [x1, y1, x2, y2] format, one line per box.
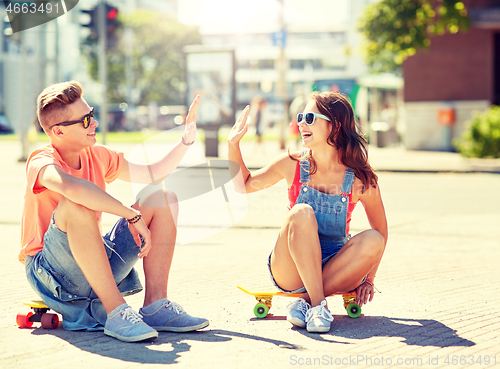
[286, 204, 316, 229]
[361, 229, 385, 257]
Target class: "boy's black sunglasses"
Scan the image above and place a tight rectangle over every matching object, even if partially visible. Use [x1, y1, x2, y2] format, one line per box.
[50, 108, 94, 130]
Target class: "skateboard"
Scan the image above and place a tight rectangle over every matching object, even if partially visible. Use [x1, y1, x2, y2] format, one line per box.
[236, 285, 362, 319]
[16, 300, 60, 329]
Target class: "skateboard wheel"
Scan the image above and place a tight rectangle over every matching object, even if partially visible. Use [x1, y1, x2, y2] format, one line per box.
[41, 313, 59, 329]
[346, 303, 361, 318]
[17, 312, 34, 328]
[254, 303, 269, 318]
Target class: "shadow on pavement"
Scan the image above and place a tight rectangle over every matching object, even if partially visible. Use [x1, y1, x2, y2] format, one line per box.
[294, 316, 475, 347]
[31, 328, 304, 364]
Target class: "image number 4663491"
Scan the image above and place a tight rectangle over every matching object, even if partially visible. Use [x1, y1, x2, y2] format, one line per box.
[3, 0, 79, 33]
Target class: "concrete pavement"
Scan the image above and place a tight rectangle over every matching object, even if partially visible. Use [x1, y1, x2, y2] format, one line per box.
[1, 139, 499, 369]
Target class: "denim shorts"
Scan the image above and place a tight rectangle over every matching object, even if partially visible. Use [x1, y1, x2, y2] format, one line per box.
[267, 236, 349, 294]
[25, 214, 143, 330]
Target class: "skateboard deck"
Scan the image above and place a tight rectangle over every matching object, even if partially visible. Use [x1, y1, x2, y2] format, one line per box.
[17, 300, 60, 329]
[236, 285, 362, 318]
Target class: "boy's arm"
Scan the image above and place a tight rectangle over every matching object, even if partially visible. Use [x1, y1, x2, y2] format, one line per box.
[38, 164, 138, 220]
[117, 96, 199, 184]
[117, 138, 192, 184]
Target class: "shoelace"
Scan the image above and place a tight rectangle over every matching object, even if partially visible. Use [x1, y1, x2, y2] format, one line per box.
[166, 301, 186, 315]
[121, 307, 143, 324]
[305, 300, 333, 322]
[287, 298, 311, 315]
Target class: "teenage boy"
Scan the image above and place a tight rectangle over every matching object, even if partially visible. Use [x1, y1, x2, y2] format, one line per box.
[20, 81, 208, 342]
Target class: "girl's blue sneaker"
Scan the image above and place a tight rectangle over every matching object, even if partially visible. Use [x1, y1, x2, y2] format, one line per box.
[286, 298, 311, 328]
[305, 300, 333, 333]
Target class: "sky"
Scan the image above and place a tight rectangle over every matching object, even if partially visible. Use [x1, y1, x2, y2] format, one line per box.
[177, 0, 350, 34]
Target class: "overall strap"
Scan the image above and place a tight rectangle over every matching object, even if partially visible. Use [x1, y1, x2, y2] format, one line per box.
[298, 149, 310, 183]
[340, 169, 355, 195]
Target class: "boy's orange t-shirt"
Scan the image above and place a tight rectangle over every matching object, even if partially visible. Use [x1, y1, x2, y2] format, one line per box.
[19, 144, 124, 263]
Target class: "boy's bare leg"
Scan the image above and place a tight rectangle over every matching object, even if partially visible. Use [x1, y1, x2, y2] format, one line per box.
[54, 197, 126, 314]
[133, 189, 179, 307]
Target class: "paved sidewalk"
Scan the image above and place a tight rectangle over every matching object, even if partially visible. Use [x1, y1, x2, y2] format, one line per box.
[1, 140, 499, 369]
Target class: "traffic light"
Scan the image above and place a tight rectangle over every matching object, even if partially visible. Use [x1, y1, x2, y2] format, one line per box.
[81, 7, 98, 40]
[105, 4, 120, 50]
[80, 3, 121, 50]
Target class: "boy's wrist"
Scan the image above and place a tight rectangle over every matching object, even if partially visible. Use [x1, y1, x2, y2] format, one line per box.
[127, 213, 142, 224]
[124, 208, 140, 221]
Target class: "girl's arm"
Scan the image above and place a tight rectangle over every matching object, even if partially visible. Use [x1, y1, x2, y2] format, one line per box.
[227, 106, 291, 193]
[359, 183, 388, 281]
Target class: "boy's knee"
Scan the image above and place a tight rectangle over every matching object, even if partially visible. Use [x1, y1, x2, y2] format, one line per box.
[165, 189, 178, 205]
[137, 187, 178, 208]
[57, 197, 94, 218]
[55, 197, 96, 230]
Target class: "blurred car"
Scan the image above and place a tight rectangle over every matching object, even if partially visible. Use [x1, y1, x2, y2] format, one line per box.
[0, 114, 13, 134]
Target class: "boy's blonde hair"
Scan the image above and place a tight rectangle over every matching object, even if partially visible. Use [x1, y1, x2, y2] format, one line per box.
[37, 81, 83, 130]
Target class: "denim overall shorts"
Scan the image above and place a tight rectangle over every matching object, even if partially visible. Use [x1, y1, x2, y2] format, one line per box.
[296, 157, 354, 258]
[268, 157, 355, 293]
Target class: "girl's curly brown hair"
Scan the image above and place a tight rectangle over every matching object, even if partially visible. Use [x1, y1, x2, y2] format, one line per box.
[290, 91, 378, 191]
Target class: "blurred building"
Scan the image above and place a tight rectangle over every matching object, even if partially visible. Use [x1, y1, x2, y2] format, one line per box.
[0, 0, 177, 146]
[0, 2, 95, 158]
[196, 0, 370, 109]
[402, 0, 500, 151]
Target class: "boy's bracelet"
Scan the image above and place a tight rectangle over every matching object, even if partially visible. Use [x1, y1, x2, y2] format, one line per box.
[127, 213, 142, 224]
[181, 136, 195, 146]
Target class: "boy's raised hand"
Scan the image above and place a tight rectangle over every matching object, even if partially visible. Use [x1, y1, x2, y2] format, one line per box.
[183, 95, 199, 144]
[227, 105, 250, 145]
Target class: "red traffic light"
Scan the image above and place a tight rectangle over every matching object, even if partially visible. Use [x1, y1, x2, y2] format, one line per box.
[107, 8, 118, 19]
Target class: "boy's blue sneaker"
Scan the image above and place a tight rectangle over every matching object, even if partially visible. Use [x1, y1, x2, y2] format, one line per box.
[104, 303, 158, 342]
[286, 298, 311, 328]
[305, 300, 334, 333]
[139, 298, 209, 332]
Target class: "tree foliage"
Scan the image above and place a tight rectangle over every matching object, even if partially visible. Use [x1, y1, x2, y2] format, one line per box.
[358, 0, 469, 73]
[83, 10, 201, 105]
[454, 106, 500, 158]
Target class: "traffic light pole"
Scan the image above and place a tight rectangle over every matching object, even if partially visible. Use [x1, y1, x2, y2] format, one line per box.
[98, 1, 108, 144]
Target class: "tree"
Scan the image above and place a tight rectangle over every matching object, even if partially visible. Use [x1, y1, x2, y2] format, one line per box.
[358, 0, 469, 73]
[82, 10, 201, 105]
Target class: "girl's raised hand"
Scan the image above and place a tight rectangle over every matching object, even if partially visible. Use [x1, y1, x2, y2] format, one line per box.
[183, 95, 199, 145]
[227, 105, 250, 145]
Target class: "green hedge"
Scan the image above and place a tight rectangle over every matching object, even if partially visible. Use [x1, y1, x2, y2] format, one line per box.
[454, 106, 500, 158]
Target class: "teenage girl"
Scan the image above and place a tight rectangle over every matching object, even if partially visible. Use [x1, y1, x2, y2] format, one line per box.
[228, 92, 388, 333]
